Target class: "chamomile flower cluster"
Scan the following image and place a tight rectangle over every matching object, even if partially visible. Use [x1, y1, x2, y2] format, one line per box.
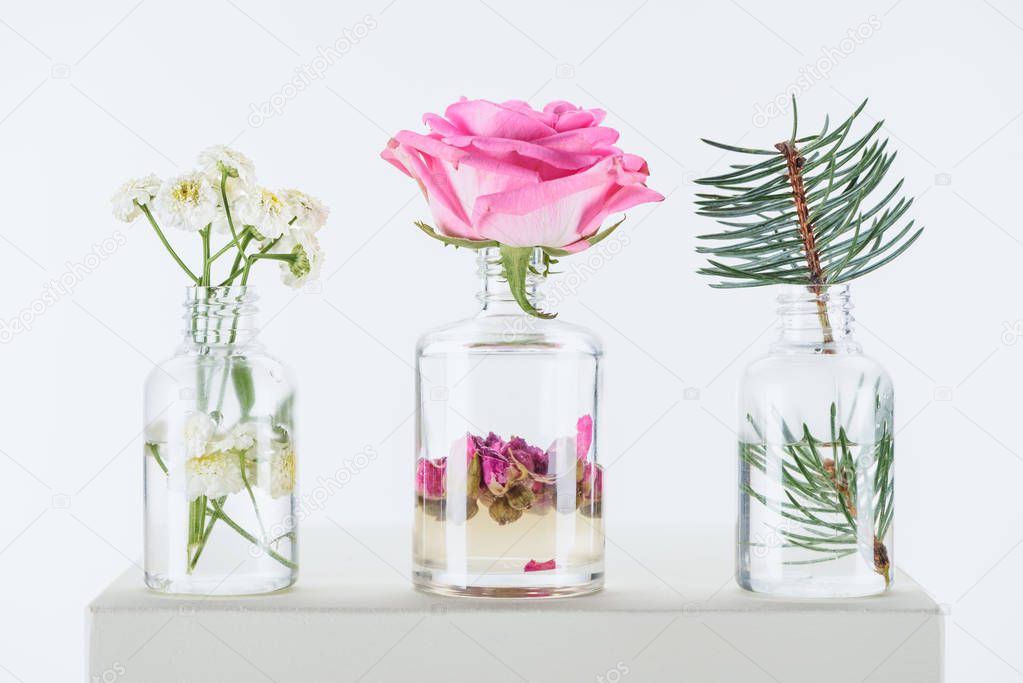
[111, 145, 329, 288]
[180, 413, 296, 501]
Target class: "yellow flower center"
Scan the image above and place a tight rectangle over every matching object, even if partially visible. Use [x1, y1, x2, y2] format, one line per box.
[172, 180, 202, 205]
[262, 189, 283, 215]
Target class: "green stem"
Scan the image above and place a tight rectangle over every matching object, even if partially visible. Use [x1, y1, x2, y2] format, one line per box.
[188, 496, 224, 571]
[220, 236, 281, 286]
[209, 227, 250, 263]
[239, 452, 267, 539]
[187, 494, 207, 572]
[145, 442, 168, 474]
[139, 203, 199, 284]
[208, 498, 297, 569]
[241, 245, 290, 285]
[219, 171, 240, 244]
[228, 232, 253, 279]
[200, 226, 212, 286]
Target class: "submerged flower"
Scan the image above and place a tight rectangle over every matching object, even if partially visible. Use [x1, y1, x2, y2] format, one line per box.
[183, 412, 217, 460]
[198, 145, 257, 187]
[505, 436, 548, 477]
[209, 422, 257, 454]
[269, 447, 296, 499]
[488, 496, 522, 525]
[580, 462, 603, 501]
[480, 449, 519, 495]
[185, 450, 245, 500]
[154, 172, 218, 232]
[111, 174, 161, 222]
[416, 457, 447, 499]
[280, 188, 329, 233]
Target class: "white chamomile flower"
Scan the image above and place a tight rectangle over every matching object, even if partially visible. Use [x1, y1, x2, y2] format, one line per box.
[278, 229, 323, 288]
[268, 447, 296, 499]
[185, 451, 246, 500]
[197, 145, 257, 187]
[236, 187, 291, 240]
[183, 412, 216, 460]
[111, 174, 161, 222]
[210, 422, 258, 453]
[154, 172, 218, 232]
[280, 189, 329, 233]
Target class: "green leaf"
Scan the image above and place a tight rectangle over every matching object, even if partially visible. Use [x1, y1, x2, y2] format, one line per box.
[415, 221, 498, 249]
[499, 245, 555, 319]
[232, 358, 256, 419]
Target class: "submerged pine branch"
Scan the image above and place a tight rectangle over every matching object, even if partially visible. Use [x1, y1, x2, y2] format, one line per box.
[695, 98, 923, 288]
[740, 401, 893, 583]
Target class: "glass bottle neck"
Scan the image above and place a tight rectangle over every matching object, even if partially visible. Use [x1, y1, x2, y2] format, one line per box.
[772, 284, 859, 354]
[180, 286, 260, 350]
[476, 247, 547, 316]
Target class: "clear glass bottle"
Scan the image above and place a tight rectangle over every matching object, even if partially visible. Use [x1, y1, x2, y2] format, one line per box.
[737, 284, 893, 597]
[144, 286, 298, 595]
[413, 248, 604, 597]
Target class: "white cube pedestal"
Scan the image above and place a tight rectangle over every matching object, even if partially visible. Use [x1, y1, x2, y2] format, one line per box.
[88, 528, 943, 682]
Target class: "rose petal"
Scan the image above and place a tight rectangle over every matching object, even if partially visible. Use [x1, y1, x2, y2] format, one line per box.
[415, 457, 446, 499]
[446, 99, 556, 140]
[576, 415, 593, 461]
[524, 559, 557, 572]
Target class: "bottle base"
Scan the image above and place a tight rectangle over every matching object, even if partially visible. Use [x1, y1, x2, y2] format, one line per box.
[736, 571, 891, 598]
[144, 571, 296, 596]
[413, 565, 603, 598]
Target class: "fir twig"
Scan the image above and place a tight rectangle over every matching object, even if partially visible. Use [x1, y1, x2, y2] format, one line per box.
[695, 97, 923, 289]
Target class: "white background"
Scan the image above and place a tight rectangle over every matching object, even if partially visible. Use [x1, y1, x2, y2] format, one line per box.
[0, 0, 1020, 680]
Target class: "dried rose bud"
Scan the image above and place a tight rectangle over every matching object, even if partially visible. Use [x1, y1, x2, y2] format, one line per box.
[579, 498, 602, 519]
[505, 436, 549, 477]
[466, 452, 481, 499]
[466, 497, 479, 521]
[506, 482, 536, 511]
[488, 496, 523, 525]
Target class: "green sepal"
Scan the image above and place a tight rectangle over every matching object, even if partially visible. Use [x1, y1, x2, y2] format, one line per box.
[415, 221, 498, 249]
[499, 245, 555, 319]
[541, 216, 627, 257]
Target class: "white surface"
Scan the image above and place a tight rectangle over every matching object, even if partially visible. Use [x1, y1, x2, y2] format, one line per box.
[0, 1, 1019, 681]
[89, 528, 943, 682]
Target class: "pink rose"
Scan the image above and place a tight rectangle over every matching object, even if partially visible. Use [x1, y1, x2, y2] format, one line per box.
[383, 98, 664, 317]
[383, 98, 663, 250]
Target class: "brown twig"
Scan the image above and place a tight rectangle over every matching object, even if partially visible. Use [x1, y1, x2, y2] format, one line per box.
[776, 141, 834, 345]
[824, 456, 890, 585]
